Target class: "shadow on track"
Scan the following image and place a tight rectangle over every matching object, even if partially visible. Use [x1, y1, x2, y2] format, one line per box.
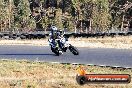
[0, 54, 55, 56]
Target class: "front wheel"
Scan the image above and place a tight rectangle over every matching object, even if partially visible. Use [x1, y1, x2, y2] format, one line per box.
[69, 45, 79, 55]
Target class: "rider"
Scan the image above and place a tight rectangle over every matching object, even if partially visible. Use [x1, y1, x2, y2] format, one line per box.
[49, 25, 66, 49]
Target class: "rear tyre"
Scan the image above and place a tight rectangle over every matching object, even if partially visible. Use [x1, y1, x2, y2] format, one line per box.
[69, 45, 79, 55]
[51, 47, 60, 56]
[62, 47, 67, 52]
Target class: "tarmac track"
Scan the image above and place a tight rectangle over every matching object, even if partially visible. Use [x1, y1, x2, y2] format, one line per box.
[0, 45, 132, 68]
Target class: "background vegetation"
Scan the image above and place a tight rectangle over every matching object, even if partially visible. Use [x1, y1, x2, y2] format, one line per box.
[0, 0, 132, 33]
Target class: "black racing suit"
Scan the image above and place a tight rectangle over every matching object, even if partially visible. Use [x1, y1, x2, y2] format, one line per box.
[49, 31, 64, 48]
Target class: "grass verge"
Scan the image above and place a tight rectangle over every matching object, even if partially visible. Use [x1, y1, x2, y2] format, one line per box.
[0, 36, 132, 49]
[0, 60, 131, 88]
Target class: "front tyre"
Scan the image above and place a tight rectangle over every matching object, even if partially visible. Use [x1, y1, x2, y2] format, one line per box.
[69, 45, 79, 55]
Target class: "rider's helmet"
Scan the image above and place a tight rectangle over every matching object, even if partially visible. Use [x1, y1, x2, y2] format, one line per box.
[50, 25, 58, 39]
[51, 26, 57, 32]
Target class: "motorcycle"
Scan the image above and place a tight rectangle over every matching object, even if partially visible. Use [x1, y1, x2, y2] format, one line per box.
[48, 37, 79, 56]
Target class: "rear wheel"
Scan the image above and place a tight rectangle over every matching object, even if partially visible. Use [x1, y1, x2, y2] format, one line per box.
[51, 47, 60, 56]
[62, 47, 67, 52]
[69, 45, 79, 55]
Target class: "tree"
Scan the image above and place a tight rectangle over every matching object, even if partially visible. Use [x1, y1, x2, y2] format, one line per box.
[14, 0, 36, 31]
[92, 0, 111, 32]
[0, 0, 6, 31]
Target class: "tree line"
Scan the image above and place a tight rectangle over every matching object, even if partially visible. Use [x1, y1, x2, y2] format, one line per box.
[0, 0, 132, 33]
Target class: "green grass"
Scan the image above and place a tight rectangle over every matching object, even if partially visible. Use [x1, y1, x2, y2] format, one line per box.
[0, 60, 131, 88]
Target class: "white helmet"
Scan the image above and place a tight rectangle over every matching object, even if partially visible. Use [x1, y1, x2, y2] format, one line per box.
[51, 26, 57, 31]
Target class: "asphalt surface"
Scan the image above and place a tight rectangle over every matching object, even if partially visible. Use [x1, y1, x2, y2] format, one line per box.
[0, 45, 132, 68]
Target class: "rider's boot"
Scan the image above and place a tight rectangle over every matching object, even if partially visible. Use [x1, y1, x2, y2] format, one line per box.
[59, 50, 63, 54]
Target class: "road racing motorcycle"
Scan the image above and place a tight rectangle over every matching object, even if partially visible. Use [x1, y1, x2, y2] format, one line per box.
[48, 37, 79, 56]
